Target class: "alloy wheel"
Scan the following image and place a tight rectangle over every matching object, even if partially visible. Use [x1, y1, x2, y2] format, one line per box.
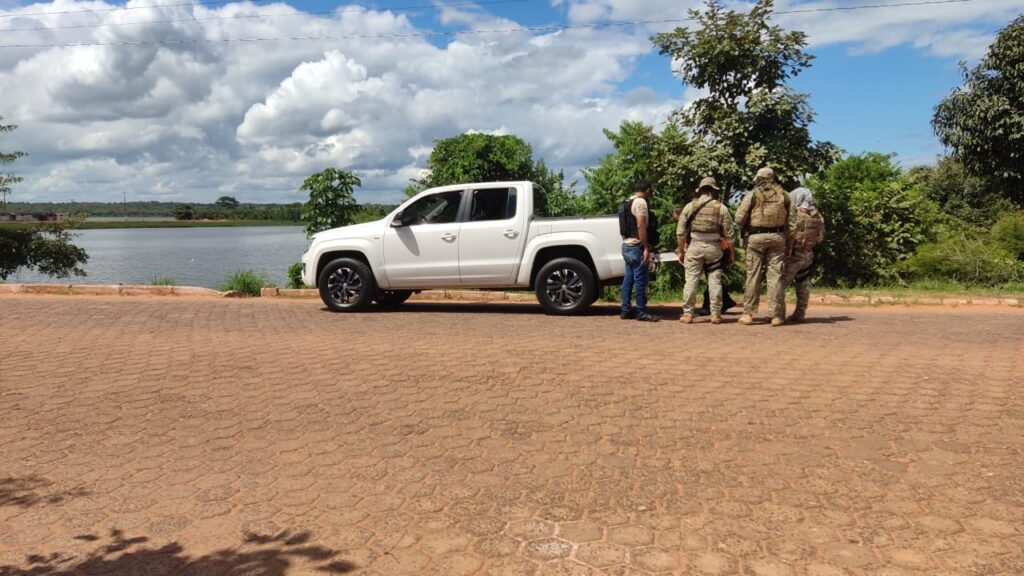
[545, 268, 583, 308]
[327, 267, 363, 305]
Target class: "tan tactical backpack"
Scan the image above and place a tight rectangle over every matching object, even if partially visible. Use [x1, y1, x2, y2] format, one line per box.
[794, 207, 824, 248]
[749, 183, 788, 228]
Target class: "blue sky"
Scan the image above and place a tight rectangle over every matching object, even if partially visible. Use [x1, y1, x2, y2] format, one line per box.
[1, 0, 1021, 202]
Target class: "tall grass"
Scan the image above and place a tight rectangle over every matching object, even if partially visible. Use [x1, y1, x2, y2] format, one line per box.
[150, 276, 177, 286]
[220, 270, 275, 296]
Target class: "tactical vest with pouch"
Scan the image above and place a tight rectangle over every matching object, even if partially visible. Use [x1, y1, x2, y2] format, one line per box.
[794, 207, 823, 248]
[618, 197, 660, 246]
[690, 199, 722, 235]
[749, 183, 788, 228]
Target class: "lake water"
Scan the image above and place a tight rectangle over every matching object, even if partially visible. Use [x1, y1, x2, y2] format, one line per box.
[9, 226, 309, 289]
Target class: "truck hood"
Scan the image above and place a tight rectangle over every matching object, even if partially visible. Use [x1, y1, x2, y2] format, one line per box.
[312, 219, 385, 243]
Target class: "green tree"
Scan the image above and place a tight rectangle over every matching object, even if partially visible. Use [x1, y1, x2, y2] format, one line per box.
[907, 156, 1015, 227]
[299, 168, 360, 237]
[0, 215, 89, 280]
[172, 204, 194, 220]
[809, 153, 939, 286]
[215, 195, 240, 210]
[410, 133, 574, 216]
[933, 14, 1024, 205]
[1, 115, 27, 209]
[652, 0, 840, 193]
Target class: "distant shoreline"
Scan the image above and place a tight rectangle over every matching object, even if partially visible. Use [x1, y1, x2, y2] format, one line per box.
[0, 220, 301, 230]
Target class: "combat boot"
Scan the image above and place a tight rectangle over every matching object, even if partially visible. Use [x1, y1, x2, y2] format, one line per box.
[738, 313, 753, 325]
[771, 317, 785, 327]
[710, 315, 722, 325]
[680, 313, 693, 324]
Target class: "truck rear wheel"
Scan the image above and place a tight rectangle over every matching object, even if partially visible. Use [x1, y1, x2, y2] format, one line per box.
[535, 257, 597, 315]
[318, 257, 376, 312]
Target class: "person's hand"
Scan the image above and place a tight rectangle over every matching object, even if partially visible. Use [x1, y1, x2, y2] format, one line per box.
[728, 249, 736, 266]
[642, 247, 650, 265]
[677, 251, 686, 265]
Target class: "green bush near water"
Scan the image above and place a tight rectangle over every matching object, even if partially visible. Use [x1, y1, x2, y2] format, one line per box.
[150, 276, 177, 286]
[219, 270, 275, 296]
[286, 262, 311, 289]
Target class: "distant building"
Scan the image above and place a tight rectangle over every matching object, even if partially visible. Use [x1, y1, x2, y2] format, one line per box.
[15, 214, 35, 222]
[0, 214, 13, 222]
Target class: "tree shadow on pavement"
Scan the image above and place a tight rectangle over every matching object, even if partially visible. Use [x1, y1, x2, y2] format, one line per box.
[0, 528, 356, 576]
[0, 477, 89, 508]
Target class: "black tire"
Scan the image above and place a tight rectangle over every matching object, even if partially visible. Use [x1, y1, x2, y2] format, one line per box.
[375, 290, 412, 307]
[318, 257, 376, 312]
[534, 257, 597, 316]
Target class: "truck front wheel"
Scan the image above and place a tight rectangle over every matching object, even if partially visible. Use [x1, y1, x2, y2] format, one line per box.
[535, 257, 597, 315]
[318, 257, 376, 312]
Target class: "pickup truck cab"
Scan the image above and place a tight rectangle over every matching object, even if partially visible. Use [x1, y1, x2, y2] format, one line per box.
[301, 181, 635, 315]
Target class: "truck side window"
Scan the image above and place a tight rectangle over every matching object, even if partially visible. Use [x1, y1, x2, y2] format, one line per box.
[404, 191, 463, 225]
[469, 188, 516, 222]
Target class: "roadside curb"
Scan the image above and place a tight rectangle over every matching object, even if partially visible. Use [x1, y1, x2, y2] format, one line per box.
[810, 294, 1020, 307]
[0, 284, 224, 297]
[3, 284, 1020, 307]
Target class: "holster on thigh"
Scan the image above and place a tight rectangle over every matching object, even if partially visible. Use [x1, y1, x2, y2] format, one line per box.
[794, 258, 815, 282]
[704, 257, 726, 274]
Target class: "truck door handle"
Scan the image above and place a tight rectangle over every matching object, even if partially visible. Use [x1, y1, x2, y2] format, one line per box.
[441, 233, 457, 242]
[503, 229, 520, 238]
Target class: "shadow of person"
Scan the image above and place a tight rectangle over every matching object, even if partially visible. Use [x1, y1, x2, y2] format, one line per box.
[792, 316, 854, 324]
[0, 528, 356, 576]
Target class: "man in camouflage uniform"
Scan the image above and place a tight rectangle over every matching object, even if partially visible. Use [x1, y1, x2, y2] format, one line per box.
[782, 187, 825, 322]
[735, 167, 797, 327]
[677, 176, 735, 325]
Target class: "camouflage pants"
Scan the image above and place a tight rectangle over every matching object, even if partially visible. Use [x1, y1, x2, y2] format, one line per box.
[743, 233, 786, 319]
[682, 240, 724, 316]
[783, 248, 814, 318]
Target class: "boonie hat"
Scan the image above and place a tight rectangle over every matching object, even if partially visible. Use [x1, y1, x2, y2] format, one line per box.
[755, 167, 775, 180]
[697, 176, 719, 191]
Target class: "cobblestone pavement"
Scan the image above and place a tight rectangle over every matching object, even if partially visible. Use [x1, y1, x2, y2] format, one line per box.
[1, 295, 1022, 576]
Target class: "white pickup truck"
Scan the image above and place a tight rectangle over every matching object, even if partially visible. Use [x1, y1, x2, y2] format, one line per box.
[300, 181, 647, 315]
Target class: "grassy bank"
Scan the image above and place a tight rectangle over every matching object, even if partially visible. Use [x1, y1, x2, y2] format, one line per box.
[812, 281, 1024, 301]
[0, 220, 300, 230]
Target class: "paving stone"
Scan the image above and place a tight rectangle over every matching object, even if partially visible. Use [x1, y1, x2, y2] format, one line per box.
[0, 296, 1021, 576]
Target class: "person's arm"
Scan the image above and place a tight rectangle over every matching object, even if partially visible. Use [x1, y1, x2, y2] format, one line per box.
[637, 214, 649, 263]
[735, 194, 751, 229]
[735, 194, 751, 248]
[676, 205, 688, 263]
[785, 193, 797, 257]
[720, 205, 736, 265]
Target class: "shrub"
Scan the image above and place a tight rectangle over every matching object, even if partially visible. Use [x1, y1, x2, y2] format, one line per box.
[992, 211, 1024, 260]
[286, 262, 306, 289]
[810, 153, 939, 287]
[900, 232, 1022, 287]
[151, 276, 176, 286]
[220, 270, 274, 296]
